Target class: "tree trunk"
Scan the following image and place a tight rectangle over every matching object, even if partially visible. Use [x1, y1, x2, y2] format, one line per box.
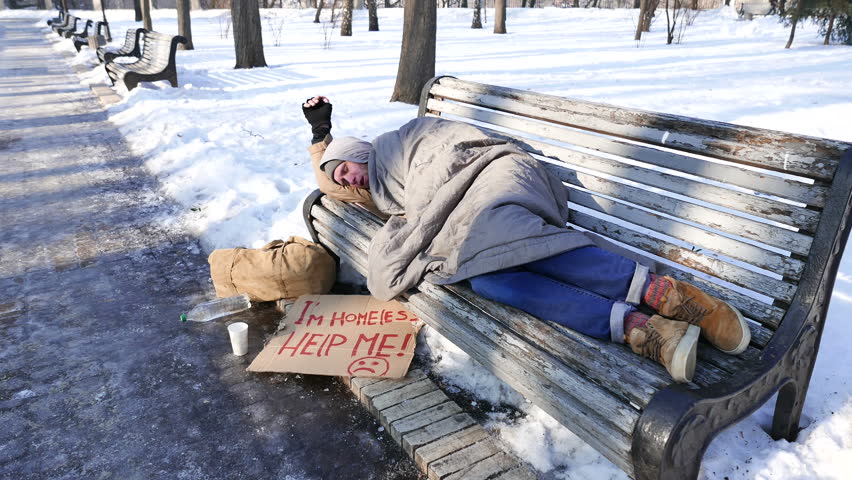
[530, 0, 536, 7]
[724, 0, 730, 5]
[367, 0, 379, 31]
[232, 0, 267, 68]
[314, 0, 324, 23]
[176, 0, 194, 50]
[341, 0, 353, 36]
[633, 0, 640, 7]
[635, 0, 647, 39]
[824, 12, 836, 45]
[779, 0, 786, 16]
[141, 0, 152, 30]
[573, 0, 579, 7]
[390, 0, 436, 105]
[472, 0, 482, 28]
[494, 0, 506, 33]
[134, 0, 143, 22]
[461, 0, 468, 7]
[521, 0, 526, 7]
[785, 0, 805, 48]
[665, 0, 674, 44]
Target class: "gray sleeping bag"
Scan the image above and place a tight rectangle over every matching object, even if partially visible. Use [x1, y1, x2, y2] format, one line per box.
[365, 117, 595, 301]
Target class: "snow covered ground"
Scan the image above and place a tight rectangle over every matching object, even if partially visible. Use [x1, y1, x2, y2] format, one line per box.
[8, 5, 852, 479]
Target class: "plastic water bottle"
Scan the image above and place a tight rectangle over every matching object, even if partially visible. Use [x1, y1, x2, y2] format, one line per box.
[180, 293, 252, 323]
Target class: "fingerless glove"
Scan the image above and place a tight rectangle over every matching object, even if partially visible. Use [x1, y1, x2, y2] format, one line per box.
[303, 100, 332, 143]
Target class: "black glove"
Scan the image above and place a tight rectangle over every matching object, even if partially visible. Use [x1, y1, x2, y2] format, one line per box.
[303, 98, 332, 143]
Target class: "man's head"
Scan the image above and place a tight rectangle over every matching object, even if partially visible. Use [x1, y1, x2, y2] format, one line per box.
[319, 137, 373, 189]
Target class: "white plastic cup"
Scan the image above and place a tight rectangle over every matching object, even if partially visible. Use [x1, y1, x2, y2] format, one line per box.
[227, 322, 249, 356]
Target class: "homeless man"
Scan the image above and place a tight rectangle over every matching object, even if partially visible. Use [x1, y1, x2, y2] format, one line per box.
[302, 96, 750, 384]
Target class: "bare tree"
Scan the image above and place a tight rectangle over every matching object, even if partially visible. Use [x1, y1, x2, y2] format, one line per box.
[472, 0, 482, 28]
[314, 0, 324, 23]
[341, 0, 353, 36]
[176, 0, 195, 50]
[494, 0, 506, 33]
[232, 0, 267, 68]
[390, 0, 436, 104]
[141, 0, 152, 30]
[785, 0, 805, 48]
[366, 0, 379, 31]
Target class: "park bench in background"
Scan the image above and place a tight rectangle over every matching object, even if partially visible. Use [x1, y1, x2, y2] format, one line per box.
[105, 31, 186, 91]
[51, 14, 76, 36]
[86, 22, 113, 51]
[61, 17, 89, 40]
[72, 20, 105, 52]
[98, 28, 146, 64]
[47, 6, 65, 27]
[303, 76, 852, 479]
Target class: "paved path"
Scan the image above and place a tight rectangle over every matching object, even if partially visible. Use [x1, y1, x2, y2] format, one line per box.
[0, 18, 423, 480]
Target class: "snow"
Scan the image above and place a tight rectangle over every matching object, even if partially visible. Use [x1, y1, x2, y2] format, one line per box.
[12, 5, 852, 479]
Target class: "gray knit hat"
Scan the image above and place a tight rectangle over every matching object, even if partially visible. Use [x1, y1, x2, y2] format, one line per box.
[319, 137, 373, 185]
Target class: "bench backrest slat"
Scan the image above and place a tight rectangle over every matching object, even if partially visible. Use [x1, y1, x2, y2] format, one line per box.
[544, 163, 813, 256]
[427, 77, 845, 181]
[426, 98, 829, 207]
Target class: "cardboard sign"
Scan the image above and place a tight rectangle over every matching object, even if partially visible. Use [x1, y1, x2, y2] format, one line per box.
[248, 295, 420, 378]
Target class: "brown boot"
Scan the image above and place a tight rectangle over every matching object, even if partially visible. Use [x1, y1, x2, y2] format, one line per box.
[626, 315, 699, 383]
[646, 276, 750, 355]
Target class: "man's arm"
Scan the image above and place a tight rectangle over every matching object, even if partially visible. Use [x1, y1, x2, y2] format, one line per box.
[302, 97, 381, 214]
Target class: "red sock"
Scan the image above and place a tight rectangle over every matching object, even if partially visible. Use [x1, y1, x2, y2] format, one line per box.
[643, 274, 672, 311]
[624, 311, 650, 337]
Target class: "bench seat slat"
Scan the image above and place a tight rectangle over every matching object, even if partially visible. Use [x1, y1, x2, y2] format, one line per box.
[313, 220, 637, 474]
[567, 188, 806, 280]
[426, 99, 829, 207]
[571, 211, 797, 303]
[545, 166, 813, 256]
[428, 78, 848, 181]
[316, 196, 749, 383]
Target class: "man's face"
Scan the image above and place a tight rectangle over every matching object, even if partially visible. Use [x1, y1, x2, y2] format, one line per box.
[333, 161, 369, 189]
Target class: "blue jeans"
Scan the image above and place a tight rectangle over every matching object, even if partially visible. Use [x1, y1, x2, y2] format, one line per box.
[468, 246, 649, 343]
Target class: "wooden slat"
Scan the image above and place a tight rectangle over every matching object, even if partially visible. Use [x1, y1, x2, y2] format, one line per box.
[571, 211, 798, 303]
[429, 439, 504, 479]
[444, 452, 521, 480]
[381, 390, 451, 425]
[551, 166, 813, 256]
[427, 98, 829, 207]
[428, 77, 849, 181]
[402, 288, 636, 475]
[442, 283, 727, 387]
[413, 426, 490, 476]
[527, 134, 820, 232]
[424, 109, 820, 232]
[568, 188, 806, 280]
[315, 199, 738, 382]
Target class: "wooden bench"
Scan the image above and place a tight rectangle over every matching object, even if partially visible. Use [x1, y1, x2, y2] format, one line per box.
[47, 7, 65, 27]
[60, 17, 89, 40]
[302, 76, 852, 479]
[51, 14, 76, 36]
[739, 2, 773, 20]
[105, 31, 187, 91]
[72, 20, 106, 52]
[97, 28, 146, 64]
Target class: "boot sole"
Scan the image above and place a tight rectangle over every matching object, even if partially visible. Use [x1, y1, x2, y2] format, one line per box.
[670, 325, 700, 383]
[718, 305, 750, 355]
